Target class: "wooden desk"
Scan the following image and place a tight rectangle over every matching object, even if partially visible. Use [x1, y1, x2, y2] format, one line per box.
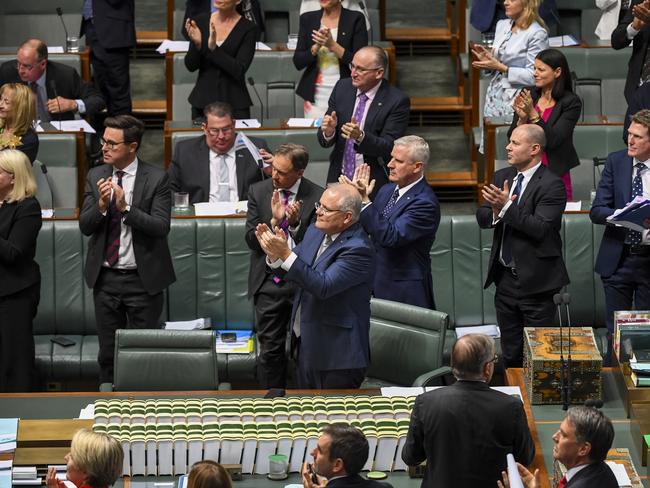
[505, 368, 551, 488]
[616, 364, 650, 417]
[17, 419, 93, 448]
[629, 402, 650, 467]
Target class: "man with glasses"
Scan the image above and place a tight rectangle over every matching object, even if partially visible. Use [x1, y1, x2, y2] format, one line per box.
[245, 144, 323, 390]
[317, 46, 410, 198]
[402, 333, 535, 488]
[255, 183, 375, 388]
[79, 115, 176, 385]
[168, 101, 269, 204]
[0, 39, 105, 122]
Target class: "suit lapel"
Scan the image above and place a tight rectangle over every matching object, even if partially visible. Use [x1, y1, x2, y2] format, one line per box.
[517, 165, 544, 208]
[388, 180, 425, 217]
[132, 161, 148, 207]
[235, 149, 250, 200]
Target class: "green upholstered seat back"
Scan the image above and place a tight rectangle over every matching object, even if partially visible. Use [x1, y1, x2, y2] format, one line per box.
[36, 133, 80, 208]
[0, 1, 83, 47]
[113, 329, 219, 391]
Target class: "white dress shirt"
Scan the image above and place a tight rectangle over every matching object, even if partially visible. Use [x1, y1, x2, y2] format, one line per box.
[209, 145, 238, 202]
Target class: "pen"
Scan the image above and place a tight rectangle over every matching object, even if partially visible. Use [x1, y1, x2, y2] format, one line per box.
[242, 121, 249, 127]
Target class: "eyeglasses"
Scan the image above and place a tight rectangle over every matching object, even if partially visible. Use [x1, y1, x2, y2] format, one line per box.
[16, 60, 43, 71]
[314, 201, 344, 214]
[349, 62, 382, 74]
[204, 126, 234, 136]
[100, 138, 127, 150]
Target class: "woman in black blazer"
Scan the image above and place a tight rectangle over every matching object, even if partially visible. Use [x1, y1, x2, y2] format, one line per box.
[509, 48, 581, 200]
[0, 149, 42, 392]
[293, 0, 368, 118]
[185, 0, 258, 120]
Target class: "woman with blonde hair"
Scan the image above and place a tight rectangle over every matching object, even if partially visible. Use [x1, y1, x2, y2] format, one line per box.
[472, 0, 549, 144]
[187, 461, 232, 488]
[0, 83, 39, 164]
[0, 149, 41, 392]
[46, 429, 123, 488]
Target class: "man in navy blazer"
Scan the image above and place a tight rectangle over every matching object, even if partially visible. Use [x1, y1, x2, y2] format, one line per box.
[591, 109, 650, 364]
[317, 46, 410, 197]
[255, 184, 375, 388]
[342, 135, 439, 309]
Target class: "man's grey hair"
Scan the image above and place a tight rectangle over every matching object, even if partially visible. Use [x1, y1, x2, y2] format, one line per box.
[329, 183, 362, 223]
[565, 406, 614, 463]
[394, 135, 430, 165]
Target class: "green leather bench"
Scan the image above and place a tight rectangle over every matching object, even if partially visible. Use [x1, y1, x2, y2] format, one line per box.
[493, 124, 626, 201]
[36, 133, 84, 209]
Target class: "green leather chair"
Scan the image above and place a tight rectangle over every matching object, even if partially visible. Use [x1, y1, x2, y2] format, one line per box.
[104, 329, 221, 391]
[36, 133, 80, 208]
[363, 298, 452, 388]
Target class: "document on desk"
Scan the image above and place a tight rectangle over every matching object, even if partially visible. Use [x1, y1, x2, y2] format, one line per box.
[40, 120, 96, 133]
[78, 403, 95, 419]
[194, 201, 248, 216]
[0, 418, 18, 452]
[0, 471, 9, 488]
[156, 40, 190, 54]
[287, 118, 316, 127]
[606, 461, 631, 487]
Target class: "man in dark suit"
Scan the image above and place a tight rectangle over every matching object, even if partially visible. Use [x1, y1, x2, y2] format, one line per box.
[80, 0, 136, 116]
[245, 143, 323, 389]
[513, 407, 616, 488]
[79, 115, 175, 384]
[612, 0, 650, 105]
[168, 102, 267, 204]
[477, 124, 569, 368]
[302, 423, 393, 488]
[0, 39, 105, 122]
[342, 135, 439, 309]
[402, 333, 535, 488]
[255, 183, 375, 389]
[317, 46, 410, 197]
[591, 109, 650, 365]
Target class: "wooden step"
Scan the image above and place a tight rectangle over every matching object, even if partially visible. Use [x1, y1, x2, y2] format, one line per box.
[386, 27, 452, 42]
[132, 99, 166, 117]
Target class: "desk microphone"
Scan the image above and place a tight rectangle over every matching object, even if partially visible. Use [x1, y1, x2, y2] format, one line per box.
[247, 77, 264, 125]
[358, 1, 373, 45]
[56, 7, 70, 51]
[549, 6, 564, 47]
[554, 293, 567, 409]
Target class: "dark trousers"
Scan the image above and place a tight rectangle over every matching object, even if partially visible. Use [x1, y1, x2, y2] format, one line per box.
[0, 282, 39, 392]
[602, 251, 650, 364]
[84, 20, 132, 116]
[253, 275, 294, 389]
[494, 265, 558, 368]
[294, 335, 366, 389]
[94, 268, 163, 384]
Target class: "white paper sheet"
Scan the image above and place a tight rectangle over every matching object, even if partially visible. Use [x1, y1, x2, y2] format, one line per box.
[287, 118, 315, 127]
[506, 454, 524, 488]
[606, 461, 632, 487]
[564, 201, 582, 212]
[41, 209, 54, 218]
[43, 120, 96, 133]
[49, 47, 65, 53]
[193, 201, 247, 216]
[164, 318, 211, 330]
[256, 42, 272, 50]
[235, 119, 261, 128]
[455, 324, 501, 338]
[156, 40, 190, 54]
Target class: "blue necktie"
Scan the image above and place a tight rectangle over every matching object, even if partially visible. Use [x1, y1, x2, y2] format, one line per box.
[501, 173, 524, 266]
[382, 187, 400, 218]
[627, 163, 647, 245]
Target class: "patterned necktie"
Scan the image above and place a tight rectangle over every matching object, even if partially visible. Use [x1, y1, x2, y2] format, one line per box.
[627, 162, 647, 245]
[341, 92, 369, 178]
[104, 170, 125, 267]
[557, 475, 567, 488]
[279, 189, 292, 231]
[30, 82, 49, 122]
[501, 173, 524, 266]
[217, 154, 230, 202]
[82, 0, 93, 20]
[382, 187, 400, 218]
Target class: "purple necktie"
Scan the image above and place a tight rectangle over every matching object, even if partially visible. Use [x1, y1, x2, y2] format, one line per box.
[342, 92, 369, 178]
[273, 190, 293, 285]
[104, 171, 124, 267]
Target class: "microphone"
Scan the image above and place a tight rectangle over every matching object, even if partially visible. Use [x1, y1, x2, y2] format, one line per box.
[563, 292, 573, 411]
[548, 6, 564, 47]
[56, 7, 70, 51]
[48, 80, 62, 125]
[247, 77, 264, 125]
[358, 1, 373, 45]
[554, 293, 567, 410]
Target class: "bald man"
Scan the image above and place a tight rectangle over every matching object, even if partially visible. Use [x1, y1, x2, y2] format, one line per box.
[255, 183, 375, 389]
[402, 334, 535, 488]
[477, 124, 569, 368]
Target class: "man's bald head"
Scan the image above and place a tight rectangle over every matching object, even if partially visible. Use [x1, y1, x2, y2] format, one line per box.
[515, 124, 546, 152]
[451, 334, 496, 381]
[506, 124, 546, 171]
[315, 184, 362, 235]
[16, 39, 48, 83]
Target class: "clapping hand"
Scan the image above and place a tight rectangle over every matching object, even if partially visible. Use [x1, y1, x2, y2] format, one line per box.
[321, 111, 338, 138]
[45, 467, 65, 488]
[208, 14, 218, 50]
[471, 44, 502, 71]
[185, 18, 202, 48]
[311, 27, 334, 50]
[255, 223, 291, 262]
[513, 89, 535, 122]
[341, 116, 362, 142]
[497, 464, 541, 488]
[633, 0, 650, 28]
[482, 179, 515, 216]
[97, 177, 113, 213]
[339, 163, 375, 203]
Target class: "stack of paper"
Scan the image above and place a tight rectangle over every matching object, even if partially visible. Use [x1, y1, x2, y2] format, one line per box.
[164, 318, 211, 330]
[607, 197, 650, 232]
[0, 419, 18, 453]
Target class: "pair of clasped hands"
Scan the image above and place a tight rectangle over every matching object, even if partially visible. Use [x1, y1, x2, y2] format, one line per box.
[310, 25, 336, 55]
[185, 13, 231, 51]
[321, 112, 363, 143]
[255, 189, 303, 262]
[470, 41, 506, 72]
[631, 0, 650, 30]
[96, 177, 127, 214]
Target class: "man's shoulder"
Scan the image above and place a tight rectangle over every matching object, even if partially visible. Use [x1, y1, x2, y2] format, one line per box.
[0, 60, 19, 80]
[248, 177, 274, 196]
[607, 149, 630, 164]
[175, 135, 206, 158]
[382, 81, 409, 103]
[137, 160, 165, 177]
[299, 177, 325, 196]
[46, 60, 76, 77]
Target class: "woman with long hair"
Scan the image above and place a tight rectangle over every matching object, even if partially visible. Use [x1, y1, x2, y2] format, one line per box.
[0, 83, 38, 164]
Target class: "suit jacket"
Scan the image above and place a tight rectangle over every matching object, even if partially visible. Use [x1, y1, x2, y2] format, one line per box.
[401, 381, 535, 488]
[245, 177, 323, 298]
[0, 196, 41, 297]
[624, 80, 650, 141]
[184, 13, 257, 110]
[358, 179, 440, 309]
[566, 462, 618, 488]
[612, 0, 650, 103]
[476, 164, 569, 294]
[590, 149, 637, 277]
[317, 78, 410, 192]
[293, 8, 368, 102]
[167, 134, 266, 204]
[508, 89, 582, 177]
[79, 160, 176, 294]
[327, 475, 393, 488]
[0, 60, 106, 120]
[278, 222, 375, 371]
[470, 0, 558, 33]
[80, 0, 136, 49]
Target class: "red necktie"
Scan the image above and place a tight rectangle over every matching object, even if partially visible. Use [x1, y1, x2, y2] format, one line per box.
[104, 171, 125, 267]
[557, 475, 567, 488]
